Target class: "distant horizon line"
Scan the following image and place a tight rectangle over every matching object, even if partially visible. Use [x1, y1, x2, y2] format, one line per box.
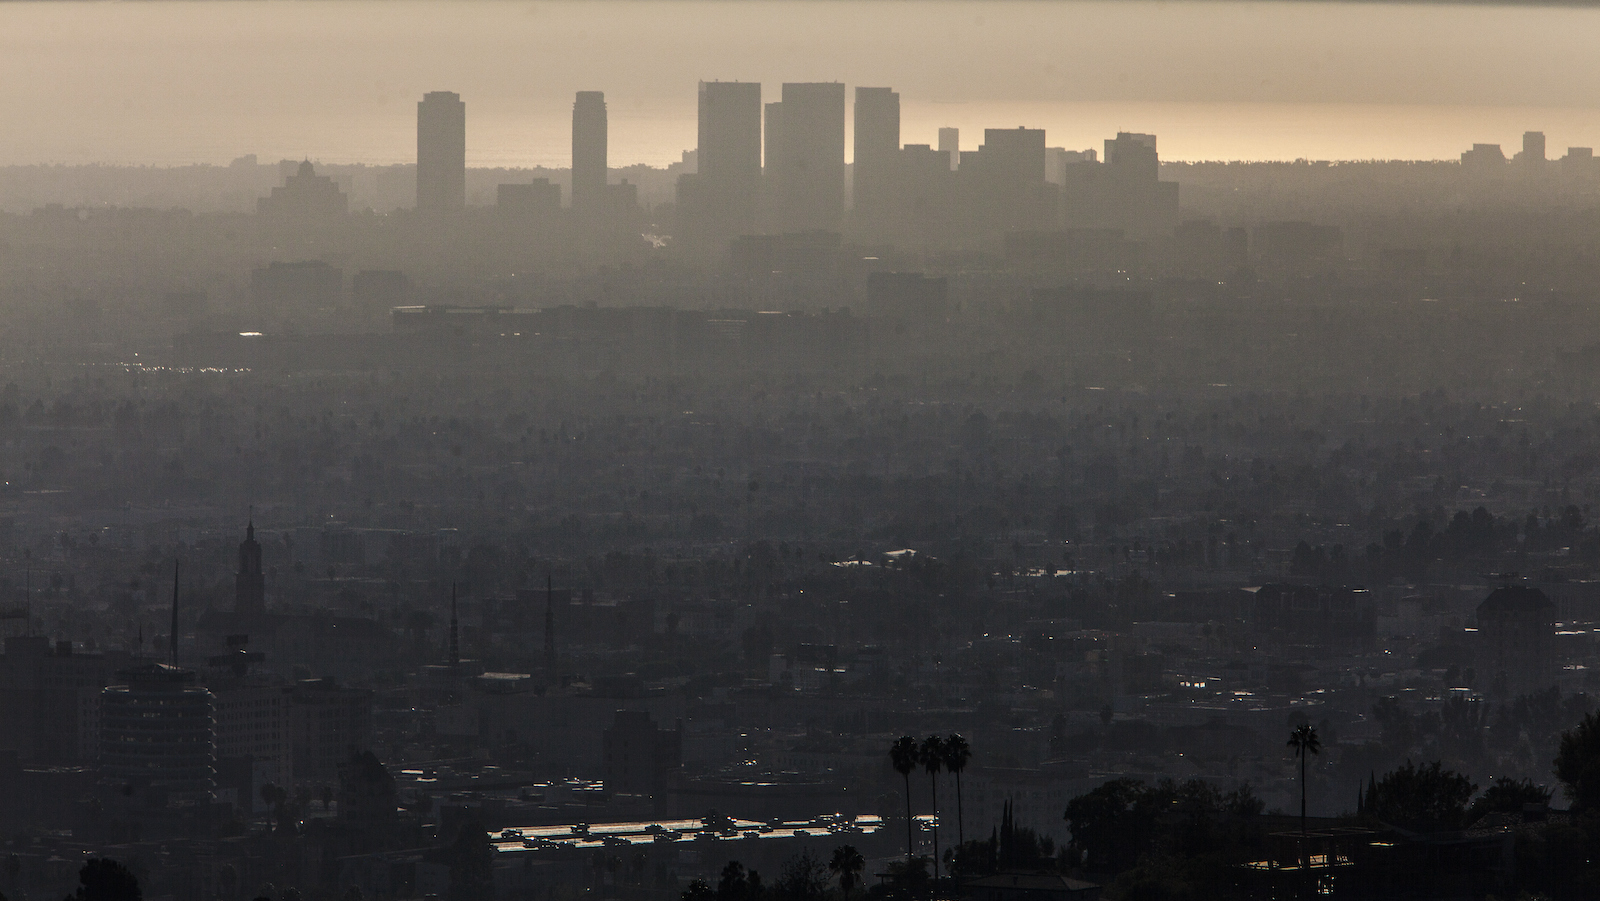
[0, 156, 1564, 170]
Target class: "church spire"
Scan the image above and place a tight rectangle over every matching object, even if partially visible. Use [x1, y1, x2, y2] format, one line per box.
[236, 518, 265, 619]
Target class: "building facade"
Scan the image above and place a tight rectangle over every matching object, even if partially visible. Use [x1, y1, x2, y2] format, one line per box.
[1476, 585, 1557, 696]
[417, 91, 466, 213]
[571, 91, 608, 214]
[100, 663, 216, 797]
[764, 82, 846, 232]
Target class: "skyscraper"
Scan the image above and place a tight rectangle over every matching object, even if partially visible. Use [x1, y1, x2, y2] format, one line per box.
[765, 82, 846, 232]
[698, 81, 762, 184]
[0, 636, 130, 765]
[416, 91, 465, 213]
[1519, 130, 1547, 168]
[1105, 132, 1159, 181]
[763, 100, 785, 173]
[939, 127, 960, 171]
[1059, 131, 1177, 237]
[984, 127, 1049, 184]
[852, 87, 899, 224]
[571, 91, 608, 213]
[678, 81, 762, 233]
[960, 127, 1051, 234]
[101, 664, 216, 798]
[1476, 585, 1556, 695]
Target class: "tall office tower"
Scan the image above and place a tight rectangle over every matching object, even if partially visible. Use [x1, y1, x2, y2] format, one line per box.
[571, 91, 608, 213]
[960, 127, 1052, 234]
[677, 81, 762, 233]
[212, 681, 291, 811]
[100, 664, 216, 798]
[288, 677, 374, 785]
[0, 636, 130, 764]
[852, 87, 900, 225]
[1521, 130, 1547, 165]
[699, 81, 762, 182]
[764, 101, 785, 173]
[1563, 146, 1596, 177]
[980, 127, 1049, 184]
[939, 127, 960, 171]
[416, 91, 466, 213]
[1089, 131, 1178, 237]
[1105, 132, 1159, 181]
[1476, 585, 1556, 696]
[765, 82, 847, 232]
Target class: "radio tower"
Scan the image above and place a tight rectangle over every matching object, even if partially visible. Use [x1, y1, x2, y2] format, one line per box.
[449, 582, 460, 671]
[543, 573, 556, 677]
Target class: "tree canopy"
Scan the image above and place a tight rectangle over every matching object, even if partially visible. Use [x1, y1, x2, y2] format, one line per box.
[69, 860, 140, 901]
[1361, 760, 1476, 833]
[445, 821, 493, 901]
[1064, 777, 1262, 875]
[1555, 709, 1600, 813]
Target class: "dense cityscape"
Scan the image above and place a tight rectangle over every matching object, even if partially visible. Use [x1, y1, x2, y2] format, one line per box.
[4, 44, 1600, 901]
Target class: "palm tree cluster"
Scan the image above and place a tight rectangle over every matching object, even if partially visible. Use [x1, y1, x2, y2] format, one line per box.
[889, 733, 972, 883]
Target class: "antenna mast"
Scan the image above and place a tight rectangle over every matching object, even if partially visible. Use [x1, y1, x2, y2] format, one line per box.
[544, 572, 556, 676]
[170, 559, 180, 665]
[449, 582, 460, 669]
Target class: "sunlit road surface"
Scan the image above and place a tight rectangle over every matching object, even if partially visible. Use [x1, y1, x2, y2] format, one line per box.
[491, 815, 884, 851]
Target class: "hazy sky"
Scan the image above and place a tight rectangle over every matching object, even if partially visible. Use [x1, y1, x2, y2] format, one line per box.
[5, 0, 1600, 166]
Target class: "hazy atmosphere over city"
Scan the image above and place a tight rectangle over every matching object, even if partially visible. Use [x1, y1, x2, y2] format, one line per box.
[8, 2, 1600, 901]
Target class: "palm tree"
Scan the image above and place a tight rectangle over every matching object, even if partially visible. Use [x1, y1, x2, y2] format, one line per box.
[829, 845, 865, 899]
[890, 736, 920, 865]
[921, 734, 946, 883]
[1288, 723, 1321, 836]
[941, 733, 972, 850]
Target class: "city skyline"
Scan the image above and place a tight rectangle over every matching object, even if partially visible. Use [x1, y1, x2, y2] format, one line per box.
[10, 4, 1600, 901]
[9, 4, 1600, 900]
[8, 1, 1600, 167]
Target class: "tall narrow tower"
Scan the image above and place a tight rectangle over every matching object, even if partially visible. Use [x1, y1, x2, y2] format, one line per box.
[543, 574, 556, 676]
[449, 582, 460, 670]
[852, 87, 900, 223]
[571, 91, 608, 214]
[170, 559, 180, 664]
[417, 91, 466, 213]
[235, 522, 265, 620]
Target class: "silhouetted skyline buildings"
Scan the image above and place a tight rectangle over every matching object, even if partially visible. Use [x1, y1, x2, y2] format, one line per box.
[256, 160, 346, 222]
[853, 86, 900, 228]
[679, 80, 763, 234]
[765, 82, 847, 232]
[416, 90, 466, 213]
[571, 91, 607, 215]
[395, 81, 1592, 248]
[402, 81, 1177, 246]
